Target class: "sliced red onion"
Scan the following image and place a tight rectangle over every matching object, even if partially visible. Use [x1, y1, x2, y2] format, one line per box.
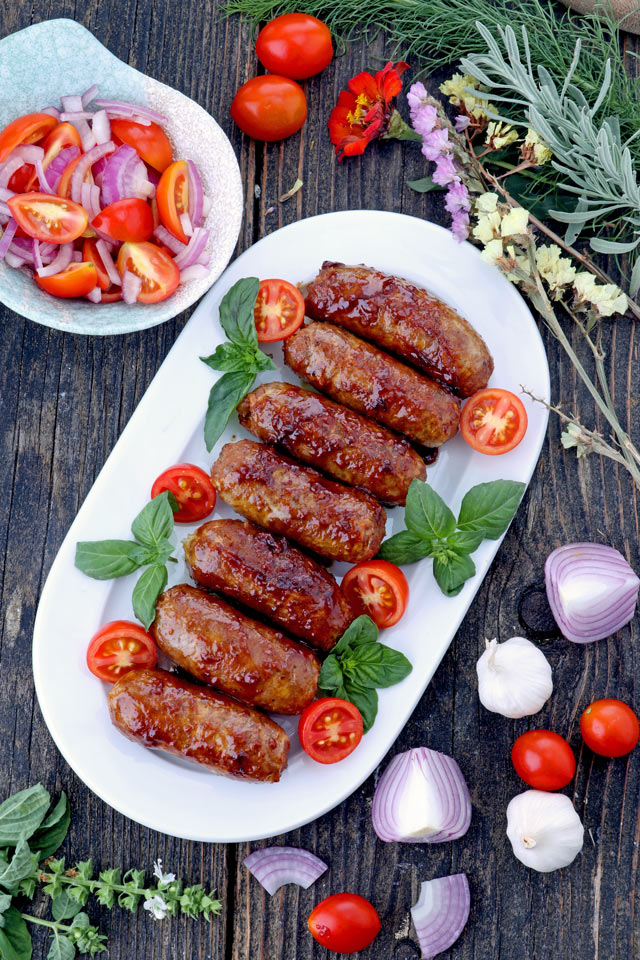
[94, 99, 167, 124]
[372, 747, 471, 843]
[47, 145, 81, 193]
[202, 194, 212, 218]
[0, 218, 18, 262]
[4, 250, 25, 268]
[32, 239, 43, 272]
[152, 224, 186, 255]
[77, 118, 97, 153]
[121, 269, 142, 304]
[61, 95, 83, 112]
[37, 243, 73, 278]
[0, 204, 11, 220]
[101, 145, 151, 204]
[41, 106, 61, 119]
[95, 239, 121, 286]
[179, 211, 194, 237]
[174, 228, 209, 269]
[545, 542, 640, 643]
[70, 142, 115, 204]
[60, 111, 96, 122]
[411, 875, 470, 959]
[0, 187, 15, 202]
[86, 286, 102, 303]
[81, 182, 102, 220]
[179, 263, 209, 282]
[81, 84, 100, 107]
[92, 110, 111, 145]
[244, 847, 328, 895]
[8, 145, 53, 193]
[186, 160, 204, 226]
[72, 250, 83, 262]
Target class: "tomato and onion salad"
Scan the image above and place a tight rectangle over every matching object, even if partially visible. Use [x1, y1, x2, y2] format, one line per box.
[86, 620, 157, 682]
[0, 86, 212, 302]
[298, 697, 363, 764]
[341, 560, 409, 629]
[460, 388, 528, 455]
[151, 463, 217, 523]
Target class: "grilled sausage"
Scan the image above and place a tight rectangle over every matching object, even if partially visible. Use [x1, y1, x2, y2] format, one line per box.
[108, 667, 289, 782]
[283, 323, 460, 447]
[210, 440, 386, 563]
[184, 519, 354, 651]
[237, 381, 426, 506]
[152, 584, 320, 714]
[304, 261, 494, 397]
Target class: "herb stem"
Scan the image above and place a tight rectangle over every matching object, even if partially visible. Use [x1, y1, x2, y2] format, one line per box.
[21, 913, 73, 932]
[36, 871, 155, 900]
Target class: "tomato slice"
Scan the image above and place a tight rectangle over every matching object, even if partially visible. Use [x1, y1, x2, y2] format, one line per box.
[8, 192, 88, 243]
[341, 560, 409, 628]
[57, 153, 93, 199]
[116, 241, 180, 303]
[253, 278, 305, 342]
[82, 238, 110, 290]
[86, 620, 157, 682]
[92, 198, 154, 243]
[0, 112, 57, 163]
[298, 697, 363, 764]
[156, 160, 190, 242]
[110, 119, 173, 172]
[460, 388, 528, 455]
[36, 262, 98, 299]
[150, 463, 216, 523]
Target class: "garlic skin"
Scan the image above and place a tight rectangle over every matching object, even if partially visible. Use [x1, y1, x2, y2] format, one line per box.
[476, 636, 553, 718]
[506, 790, 584, 872]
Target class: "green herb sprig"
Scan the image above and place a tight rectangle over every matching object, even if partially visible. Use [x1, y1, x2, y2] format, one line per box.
[201, 277, 276, 451]
[74, 491, 177, 628]
[319, 615, 412, 732]
[378, 478, 525, 597]
[0, 785, 221, 960]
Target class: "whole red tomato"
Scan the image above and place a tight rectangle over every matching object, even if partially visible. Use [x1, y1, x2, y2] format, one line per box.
[308, 893, 380, 954]
[230, 75, 307, 141]
[580, 699, 639, 757]
[256, 13, 333, 79]
[511, 730, 576, 790]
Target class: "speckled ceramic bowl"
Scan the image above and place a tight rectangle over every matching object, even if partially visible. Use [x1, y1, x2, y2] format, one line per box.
[0, 18, 243, 335]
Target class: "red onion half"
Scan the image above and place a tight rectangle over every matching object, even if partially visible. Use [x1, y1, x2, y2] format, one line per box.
[372, 747, 471, 843]
[243, 847, 327, 895]
[411, 874, 470, 959]
[545, 542, 640, 643]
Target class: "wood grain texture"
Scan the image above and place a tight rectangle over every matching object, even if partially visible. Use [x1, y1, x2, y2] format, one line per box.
[1, 2, 639, 959]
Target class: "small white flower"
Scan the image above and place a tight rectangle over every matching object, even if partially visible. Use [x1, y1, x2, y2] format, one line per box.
[501, 206, 529, 238]
[153, 859, 176, 885]
[480, 238, 504, 267]
[144, 894, 169, 920]
[476, 192, 499, 214]
[573, 272, 628, 317]
[473, 210, 502, 244]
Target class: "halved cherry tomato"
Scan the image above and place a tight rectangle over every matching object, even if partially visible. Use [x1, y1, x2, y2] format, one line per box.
[256, 14, 333, 80]
[308, 893, 381, 953]
[156, 159, 190, 242]
[57, 153, 93, 199]
[253, 278, 305, 342]
[298, 697, 363, 764]
[231, 75, 307, 142]
[82, 238, 110, 290]
[110, 118, 173, 172]
[151, 463, 216, 523]
[10, 122, 85, 195]
[460, 387, 528, 455]
[8, 193, 88, 243]
[0, 112, 57, 163]
[511, 730, 576, 791]
[341, 560, 409, 629]
[36, 262, 97, 299]
[116, 240, 180, 303]
[580, 699, 639, 757]
[92, 198, 154, 243]
[86, 620, 157, 682]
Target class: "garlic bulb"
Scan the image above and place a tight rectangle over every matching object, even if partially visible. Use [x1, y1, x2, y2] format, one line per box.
[476, 636, 553, 718]
[506, 790, 584, 872]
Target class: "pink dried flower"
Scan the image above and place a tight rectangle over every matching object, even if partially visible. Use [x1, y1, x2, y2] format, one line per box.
[455, 115, 471, 132]
[445, 180, 471, 215]
[432, 155, 458, 186]
[451, 210, 470, 242]
[421, 127, 449, 161]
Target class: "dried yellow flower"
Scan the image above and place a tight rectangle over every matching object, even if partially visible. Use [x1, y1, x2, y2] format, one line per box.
[473, 211, 502, 244]
[485, 121, 518, 150]
[574, 273, 628, 317]
[535, 244, 576, 298]
[500, 207, 529, 238]
[439, 73, 495, 120]
[476, 192, 499, 213]
[521, 129, 552, 165]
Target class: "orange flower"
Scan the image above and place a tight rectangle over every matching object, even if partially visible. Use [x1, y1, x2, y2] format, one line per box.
[328, 61, 410, 161]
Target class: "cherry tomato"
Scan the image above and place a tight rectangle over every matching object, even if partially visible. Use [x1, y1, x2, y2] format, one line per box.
[231, 75, 307, 142]
[256, 14, 333, 80]
[36, 262, 98, 299]
[8, 164, 37, 193]
[511, 730, 576, 790]
[57, 153, 93, 199]
[580, 699, 639, 757]
[341, 560, 409, 629]
[82, 238, 111, 291]
[298, 698, 363, 764]
[253, 278, 305, 341]
[86, 620, 157, 682]
[460, 388, 528, 455]
[156, 159, 190, 243]
[92, 198, 154, 243]
[42, 122, 82, 166]
[116, 240, 180, 303]
[150, 463, 217, 523]
[9, 193, 88, 243]
[0, 112, 57, 163]
[308, 893, 381, 954]
[109, 118, 173, 172]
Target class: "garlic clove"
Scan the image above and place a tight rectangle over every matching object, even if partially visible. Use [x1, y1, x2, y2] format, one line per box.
[476, 636, 553, 718]
[506, 790, 584, 872]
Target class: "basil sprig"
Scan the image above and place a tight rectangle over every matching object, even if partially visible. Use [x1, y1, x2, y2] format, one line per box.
[319, 615, 412, 733]
[378, 478, 526, 597]
[75, 491, 178, 629]
[201, 277, 276, 451]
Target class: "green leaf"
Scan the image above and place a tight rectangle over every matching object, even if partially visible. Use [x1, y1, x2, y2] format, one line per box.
[456, 479, 525, 539]
[406, 176, 444, 193]
[17, 878, 35, 899]
[433, 552, 476, 597]
[333, 615, 378, 656]
[152, 539, 177, 567]
[218, 277, 260, 346]
[74, 541, 142, 581]
[31, 794, 70, 861]
[343, 681, 378, 734]
[0, 839, 37, 893]
[132, 564, 168, 630]
[52, 892, 82, 922]
[445, 529, 484, 554]
[128, 544, 158, 567]
[75, 860, 93, 882]
[204, 370, 258, 452]
[253, 349, 277, 373]
[342, 642, 412, 689]
[0, 893, 11, 916]
[630, 253, 640, 298]
[131, 492, 175, 549]
[318, 655, 344, 693]
[405, 480, 456, 541]
[377, 530, 435, 565]
[47, 933, 75, 960]
[0, 786, 50, 846]
[0, 907, 32, 960]
[201, 341, 253, 373]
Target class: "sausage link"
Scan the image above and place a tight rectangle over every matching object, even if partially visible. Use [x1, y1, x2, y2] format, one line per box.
[108, 667, 289, 782]
[151, 584, 320, 714]
[210, 439, 386, 563]
[184, 519, 354, 651]
[237, 381, 426, 506]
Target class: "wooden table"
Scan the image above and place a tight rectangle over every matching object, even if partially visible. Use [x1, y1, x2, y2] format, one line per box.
[1, 3, 639, 958]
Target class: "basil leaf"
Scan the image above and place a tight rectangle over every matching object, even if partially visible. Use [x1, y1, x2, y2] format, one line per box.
[47, 933, 75, 960]
[166, 491, 179, 514]
[52, 891, 82, 922]
[30, 794, 70, 861]
[218, 277, 260, 346]
[127, 544, 158, 567]
[433, 552, 476, 597]
[445, 529, 484, 554]
[0, 906, 32, 960]
[0, 839, 38, 894]
[131, 492, 174, 549]
[318, 654, 344, 693]
[456, 479, 526, 539]
[405, 480, 456, 541]
[343, 681, 378, 734]
[377, 530, 435, 565]
[253, 349, 277, 373]
[132, 564, 168, 630]
[204, 370, 256, 452]
[74, 541, 142, 580]
[343, 642, 412, 689]
[0, 786, 49, 846]
[333, 615, 378, 656]
[153, 539, 177, 567]
[371, 645, 413, 688]
[201, 341, 254, 373]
